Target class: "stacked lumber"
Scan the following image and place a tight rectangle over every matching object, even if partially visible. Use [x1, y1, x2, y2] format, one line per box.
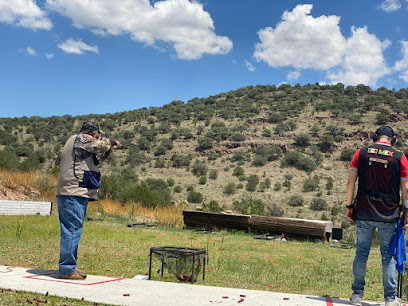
[0, 200, 52, 216]
[183, 211, 250, 231]
[183, 211, 332, 241]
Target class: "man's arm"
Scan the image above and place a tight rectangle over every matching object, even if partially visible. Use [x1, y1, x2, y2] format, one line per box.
[401, 178, 408, 230]
[346, 168, 358, 222]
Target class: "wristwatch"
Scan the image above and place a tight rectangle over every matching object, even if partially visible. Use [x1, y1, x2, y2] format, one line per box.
[346, 204, 354, 209]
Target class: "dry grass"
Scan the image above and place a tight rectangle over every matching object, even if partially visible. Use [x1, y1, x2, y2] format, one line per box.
[0, 170, 56, 202]
[88, 199, 185, 228]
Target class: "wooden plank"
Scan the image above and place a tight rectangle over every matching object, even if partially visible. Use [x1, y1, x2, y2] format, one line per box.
[0, 200, 52, 216]
[183, 211, 332, 240]
[248, 216, 331, 239]
[183, 211, 250, 231]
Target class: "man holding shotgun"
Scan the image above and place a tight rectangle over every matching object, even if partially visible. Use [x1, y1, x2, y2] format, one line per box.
[346, 126, 408, 306]
[56, 119, 121, 280]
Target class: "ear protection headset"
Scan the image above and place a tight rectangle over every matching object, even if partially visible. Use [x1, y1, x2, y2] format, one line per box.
[372, 125, 397, 145]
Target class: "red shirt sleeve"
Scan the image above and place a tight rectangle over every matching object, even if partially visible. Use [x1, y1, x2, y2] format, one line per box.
[400, 154, 408, 178]
[349, 149, 360, 169]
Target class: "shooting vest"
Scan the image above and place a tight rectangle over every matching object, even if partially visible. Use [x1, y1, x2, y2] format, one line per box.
[355, 143, 403, 223]
[56, 134, 103, 200]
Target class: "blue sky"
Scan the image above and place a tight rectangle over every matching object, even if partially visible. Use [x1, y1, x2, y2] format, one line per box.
[1, 0, 408, 118]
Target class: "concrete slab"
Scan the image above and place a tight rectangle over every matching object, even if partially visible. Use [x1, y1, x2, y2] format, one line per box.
[0, 265, 403, 305]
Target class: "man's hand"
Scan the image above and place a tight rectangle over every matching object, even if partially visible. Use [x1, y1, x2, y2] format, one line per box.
[111, 140, 122, 150]
[346, 208, 355, 222]
[403, 212, 408, 231]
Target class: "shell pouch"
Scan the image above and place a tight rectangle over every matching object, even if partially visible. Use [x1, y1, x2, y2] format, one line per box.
[79, 171, 101, 189]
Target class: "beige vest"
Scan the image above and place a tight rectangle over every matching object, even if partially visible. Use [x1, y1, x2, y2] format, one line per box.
[56, 134, 101, 200]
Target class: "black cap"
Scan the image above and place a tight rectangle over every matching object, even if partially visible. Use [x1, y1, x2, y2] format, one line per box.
[80, 119, 101, 133]
[376, 126, 394, 138]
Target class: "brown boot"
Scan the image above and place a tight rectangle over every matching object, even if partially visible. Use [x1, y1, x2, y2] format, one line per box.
[57, 271, 87, 280]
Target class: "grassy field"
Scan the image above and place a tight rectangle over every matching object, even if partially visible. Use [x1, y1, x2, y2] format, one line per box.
[0, 214, 403, 305]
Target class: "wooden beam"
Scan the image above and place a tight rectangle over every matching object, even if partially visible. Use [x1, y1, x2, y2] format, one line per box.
[0, 200, 52, 216]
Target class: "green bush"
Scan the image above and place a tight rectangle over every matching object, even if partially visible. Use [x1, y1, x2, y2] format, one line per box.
[340, 148, 355, 162]
[310, 198, 328, 211]
[274, 182, 282, 191]
[203, 200, 223, 213]
[187, 190, 204, 203]
[326, 177, 334, 190]
[167, 178, 175, 187]
[287, 195, 304, 207]
[174, 185, 182, 193]
[230, 133, 246, 142]
[233, 166, 245, 176]
[246, 174, 259, 192]
[0, 150, 19, 170]
[19, 157, 40, 172]
[251, 155, 267, 167]
[302, 177, 319, 192]
[196, 137, 213, 151]
[209, 169, 218, 180]
[199, 176, 207, 185]
[192, 162, 208, 177]
[233, 198, 266, 215]
[224, 183, 237, 195]
[281, 151, 316, 173]
[294, 133, 311, 147]
[267, 203, 284, 217]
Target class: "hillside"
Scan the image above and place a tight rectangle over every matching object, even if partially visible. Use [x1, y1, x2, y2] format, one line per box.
[1, 83, 408, 231]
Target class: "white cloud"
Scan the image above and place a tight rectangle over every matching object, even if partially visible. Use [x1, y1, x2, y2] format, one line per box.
[45, 53, 54, 59]
[254, 4, 391, 87]
[244, 60, 255, 72]
[58, 38, 99, 55]
[287, 71, 300, 81]
[254, 4, 346, 70]
[327, 27, 391, 87]
[394, 41, 408, 82]
[26, 46, 36, 55]
[45, 0, 232, 60]
[0, 0, 52, 30]
[378, 0, 402, 12]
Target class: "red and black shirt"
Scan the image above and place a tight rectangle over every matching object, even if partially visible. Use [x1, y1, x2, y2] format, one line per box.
[349, 141, 408, 222]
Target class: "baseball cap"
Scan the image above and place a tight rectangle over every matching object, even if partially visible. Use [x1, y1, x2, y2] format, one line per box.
[376, 125, 394, 138]
[80, 119, 104, 134]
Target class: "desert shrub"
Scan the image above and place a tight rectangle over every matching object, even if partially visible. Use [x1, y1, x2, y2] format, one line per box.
[171, 154, 191, 168]
[202, 200, 223, 213]
[231, 151, 251, 163]
[187, 190, 203, 203]
[230, 133, 246, 142]
[287, 195, 304, 207]
[246, 174, 259, 192]
[154, 145, 167, 156]
[283, 180, 291, 190]
[274, 182, 282, 191]
[326, 177, 334, 190]
[19, 157, 40, 172]
[142, 178, 172, 203]
[192, 161, 208, 177]
[375, 113, 389, 125]
[251, 155, 267, 167]
[294, 133, 311, 147]
[199, 176, 207, 185]
[340, 148, 356, 162]
[310, 198, 328, 211]
[174, 185, 182, 193]
[255, 145, 283, 161]
[125, 148, 148, 167]
[268, 112, 285, 123]
[224, 182, 237, 195]
[237, 183, 244, 189]
[154, 158, 165, 168]
[233, 166, 245, 176]
[281, 151, 316, 173]
[196, 137, 213, 151]
[262, 128, 272, 137]
[267, 203, 284, 217]
[302, 176, 319, 192]
[209, 169, 218, 180]
[167, 178, 175, 187]
[0, 150, 19, 170]
[123, 185, 168, 208]
[233, 198, 266, 215]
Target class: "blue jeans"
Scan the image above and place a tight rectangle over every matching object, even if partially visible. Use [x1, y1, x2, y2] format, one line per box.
[57, 196, 88, 276]
[352, 220, 397, 302]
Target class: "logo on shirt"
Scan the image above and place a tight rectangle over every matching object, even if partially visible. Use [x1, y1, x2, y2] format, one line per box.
[367, 148, 394, 157]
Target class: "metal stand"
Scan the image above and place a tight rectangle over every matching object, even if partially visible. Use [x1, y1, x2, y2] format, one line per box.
[148, 246, 207, 284]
